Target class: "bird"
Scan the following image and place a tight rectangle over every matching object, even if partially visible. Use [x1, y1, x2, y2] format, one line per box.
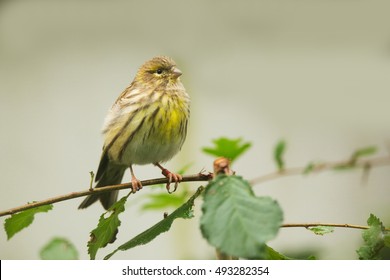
[79, 56, 190, 210]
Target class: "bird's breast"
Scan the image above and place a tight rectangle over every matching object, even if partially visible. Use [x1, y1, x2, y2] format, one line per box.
[103, 88, 190, 165]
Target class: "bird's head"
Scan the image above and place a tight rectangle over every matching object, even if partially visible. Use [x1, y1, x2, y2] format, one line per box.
[135, 56, 182, 86]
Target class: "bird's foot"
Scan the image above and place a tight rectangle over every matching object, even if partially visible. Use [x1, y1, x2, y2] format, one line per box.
[154, 163, 182, 193]
[131, 176, 142, 194]
[162, 170, 182, 194]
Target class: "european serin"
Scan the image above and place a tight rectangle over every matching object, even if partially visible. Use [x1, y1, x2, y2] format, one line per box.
[79, 56, 190, 210]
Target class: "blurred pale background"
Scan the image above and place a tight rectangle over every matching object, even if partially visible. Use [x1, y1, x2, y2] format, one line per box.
[1, 0, 389, 259]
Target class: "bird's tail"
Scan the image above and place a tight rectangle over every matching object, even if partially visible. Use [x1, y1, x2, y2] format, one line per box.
[78, 155, 126, 210]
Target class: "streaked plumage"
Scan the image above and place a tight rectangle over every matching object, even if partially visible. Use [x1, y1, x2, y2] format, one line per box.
[79, 56, 190, 210]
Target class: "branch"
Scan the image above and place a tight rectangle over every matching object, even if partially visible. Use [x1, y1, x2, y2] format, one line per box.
[0, 173, 212, 217]
[282, 223, 368, 230]
[2, 156, 389, 220]
[250, 156, 390, 185]
[282, 222, 390, 232]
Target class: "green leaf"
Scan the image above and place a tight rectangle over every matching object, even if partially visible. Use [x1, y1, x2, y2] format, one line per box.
[351, 146, 377, 161]
[141, 192, 188, 210]
[263, 245, 293, 260]
[303, 162, 315, 175]
[308, 226, 334, 235]
[264, 246, 316, 260]
[104, 186, 204, 260]
[202, 137, 251, 162]
[40, 237, 79, 260]
[384, 234, 390, 247]
[88, 195, 128, 260]
[335, 146, 378, 170]
[4, 204, 53, 240]
[357, 214, 388, 260]
[274, 140, 286, 171]
[200, 175, 283, 259]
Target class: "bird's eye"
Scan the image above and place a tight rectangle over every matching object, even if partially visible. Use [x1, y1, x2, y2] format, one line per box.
[156, 69, 163, 75]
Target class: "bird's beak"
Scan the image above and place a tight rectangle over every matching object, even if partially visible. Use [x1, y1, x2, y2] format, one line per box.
[172, 67, 182, 78]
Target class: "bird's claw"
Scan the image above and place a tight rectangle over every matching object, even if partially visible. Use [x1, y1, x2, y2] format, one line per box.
[162, 169, 182, 194]
[131, 177, 142, 194]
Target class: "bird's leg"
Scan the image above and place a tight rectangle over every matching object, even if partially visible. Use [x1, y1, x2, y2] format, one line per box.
[154, 163, 182, 194]
[129, 165, 142, 193]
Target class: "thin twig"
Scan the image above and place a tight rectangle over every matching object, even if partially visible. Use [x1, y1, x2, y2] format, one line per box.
[283, 223, 390, 232]
[282, 223, 369, 230]
[250, 156, 390, 185]
[0, 173, 212, 217]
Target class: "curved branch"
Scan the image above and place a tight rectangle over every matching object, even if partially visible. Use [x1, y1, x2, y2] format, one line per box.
[0, 173, 212, 217]
[2, 156, 390, 220]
